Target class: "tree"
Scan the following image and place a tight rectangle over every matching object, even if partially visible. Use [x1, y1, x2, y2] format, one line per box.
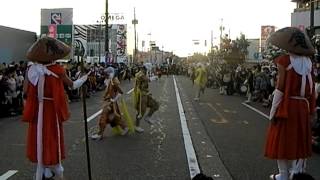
[187, 53, 208, 64]
[218, 33, 250, 64]
[234, 33, 250, 60]
[207, 45, 219, 63]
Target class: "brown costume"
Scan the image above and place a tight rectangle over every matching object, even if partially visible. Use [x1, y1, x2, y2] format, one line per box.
[97, 77, 126, 135]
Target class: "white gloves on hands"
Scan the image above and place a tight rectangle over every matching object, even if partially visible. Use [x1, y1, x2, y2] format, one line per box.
[269, 89, 284, 120]
[72, 75, 88, 89]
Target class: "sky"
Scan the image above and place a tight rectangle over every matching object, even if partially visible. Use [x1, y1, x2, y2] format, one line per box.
[0, 0, 296, 57]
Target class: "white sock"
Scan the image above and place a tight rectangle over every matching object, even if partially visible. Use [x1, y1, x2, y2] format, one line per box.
[290, 159, 307, 179]
[53, 164, 64, 177]
[35, 165, 44, 180]
[44, 168, 53, 178]
[276, 160, 289, 180]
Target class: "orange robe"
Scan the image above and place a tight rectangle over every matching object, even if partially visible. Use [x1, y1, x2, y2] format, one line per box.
[265, 55, 316, 159]
[23, 64, 70, 165]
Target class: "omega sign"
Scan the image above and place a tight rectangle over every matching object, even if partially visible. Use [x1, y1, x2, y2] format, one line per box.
[108, 13, 125, 23]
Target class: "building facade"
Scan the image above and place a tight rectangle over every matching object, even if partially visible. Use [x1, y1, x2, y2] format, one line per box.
[0, 25, 36, 63]
[246, 39, 262, 63]
[74, 24, 127, 64]
[136, 47, 170, 65]
[291, 0, 320, 34]
[40, 8, 73, 60]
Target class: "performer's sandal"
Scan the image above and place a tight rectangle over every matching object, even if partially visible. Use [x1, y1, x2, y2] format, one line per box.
[269, 174, 277, 180]
[42, 171, 55, 180]
[91, 134, 103, 140]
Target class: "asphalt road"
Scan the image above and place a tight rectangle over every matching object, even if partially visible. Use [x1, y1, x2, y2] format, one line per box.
[0, 75, 319, 180]
[175, 75, 320, 180]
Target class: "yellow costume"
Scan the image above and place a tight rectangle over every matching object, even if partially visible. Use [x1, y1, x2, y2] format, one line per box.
[194, 66, 207, 100]
[133, 69, 159, 130]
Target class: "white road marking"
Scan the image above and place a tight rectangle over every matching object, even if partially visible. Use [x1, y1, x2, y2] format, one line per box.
[0, 170, 18, 180]
[126, 88, 134, 94]
[173, 76, 200, 178]
[241, 102, 269, 119]
[86, 109, 102, 122]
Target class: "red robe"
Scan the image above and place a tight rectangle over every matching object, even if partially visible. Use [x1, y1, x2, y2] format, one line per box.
[265, 55, 315, 159]
[23, 64, 70, 165]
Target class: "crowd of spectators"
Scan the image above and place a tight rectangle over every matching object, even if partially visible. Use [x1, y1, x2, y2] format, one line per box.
[178, 60, 320, 154]
[0, 60, 138, 117]
[0, 61, 26, 117]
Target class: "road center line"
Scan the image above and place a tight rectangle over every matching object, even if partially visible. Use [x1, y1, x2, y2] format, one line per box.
[0, 170, 18, 180]
[86, 109, 102, 122]
[173, 76, 200, 179]
[241, 102, 269, 119]
[126, 88, 134, 94]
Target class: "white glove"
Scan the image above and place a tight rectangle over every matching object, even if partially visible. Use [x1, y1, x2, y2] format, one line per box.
[111, 93, 122, 102]
[269, 89, 283, 120]
[72, 75, 88, 89]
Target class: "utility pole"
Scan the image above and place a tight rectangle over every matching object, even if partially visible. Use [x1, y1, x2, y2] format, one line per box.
[310, 0, 315, 37]
[97, 20, 102, 63]
[148, 33, 152, 63]
[105, 0, 109, 63]
[219, 18, 224, 50]
[162, 45, 164, 64]
[211, 30, 213, 63]
[211, 30, 213, 51]
[132, 7, 138, 64]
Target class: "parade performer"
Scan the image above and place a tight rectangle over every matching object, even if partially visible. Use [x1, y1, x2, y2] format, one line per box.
[23, 37, 88, 180]
[264, 27, 316, 180]
[91, 67, 129, 140]
[133, 65, 159, 133]
[194, 63, 207, 101]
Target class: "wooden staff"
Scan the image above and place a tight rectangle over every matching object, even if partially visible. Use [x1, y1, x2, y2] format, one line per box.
[80, 56, 92, 180]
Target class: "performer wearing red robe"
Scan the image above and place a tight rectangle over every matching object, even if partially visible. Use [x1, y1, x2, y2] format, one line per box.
[264, 27, 316, 180]
[23, 37, 88, 180]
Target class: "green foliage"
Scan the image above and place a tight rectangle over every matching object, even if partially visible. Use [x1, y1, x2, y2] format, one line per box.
[216, 33, 250, 64]
[235, 33, 250, 56]
[188, 53, 208, 63]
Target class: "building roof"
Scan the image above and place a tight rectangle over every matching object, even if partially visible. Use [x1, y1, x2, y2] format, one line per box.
[0, 25, 36, 34]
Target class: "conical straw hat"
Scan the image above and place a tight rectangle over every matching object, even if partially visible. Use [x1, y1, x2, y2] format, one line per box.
[267, 27, 315, 56]
[26, 36, 70, 63]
